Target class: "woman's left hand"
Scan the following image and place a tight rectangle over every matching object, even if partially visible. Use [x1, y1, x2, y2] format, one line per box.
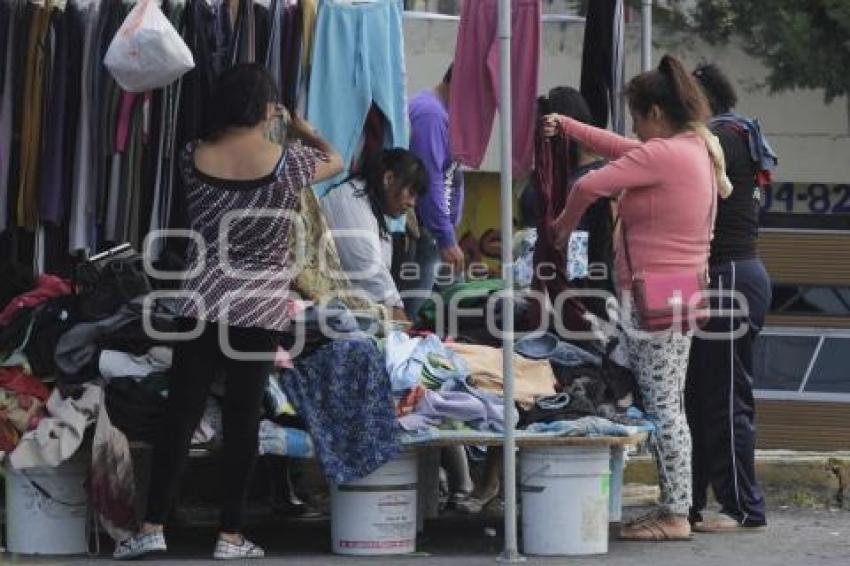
[541, 114, 563, 138]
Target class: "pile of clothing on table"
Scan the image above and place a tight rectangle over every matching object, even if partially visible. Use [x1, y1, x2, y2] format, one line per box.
[512, 332, 651, 436]
[379, 327, 649, 439]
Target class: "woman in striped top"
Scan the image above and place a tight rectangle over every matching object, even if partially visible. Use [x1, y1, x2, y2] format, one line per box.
[115, 64, 343, 561]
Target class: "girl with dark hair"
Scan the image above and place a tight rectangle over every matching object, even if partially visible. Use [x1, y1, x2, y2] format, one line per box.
[687, 63, 773, 533]
[114, 64, 343, 560]
[322, 148, 428, 321]
[544, 54, 731, 541]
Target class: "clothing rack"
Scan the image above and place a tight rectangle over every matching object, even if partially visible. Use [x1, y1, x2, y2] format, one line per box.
[402, 10, 586, 23]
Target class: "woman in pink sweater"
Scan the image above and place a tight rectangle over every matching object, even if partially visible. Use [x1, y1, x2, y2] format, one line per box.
[544, 55, 728, 540]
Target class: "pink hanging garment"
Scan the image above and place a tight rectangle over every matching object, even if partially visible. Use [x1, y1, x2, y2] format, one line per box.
[448, 0, 540, 176]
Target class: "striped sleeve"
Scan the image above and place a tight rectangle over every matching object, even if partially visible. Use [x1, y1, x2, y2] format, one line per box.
[283, 142, 329, 189]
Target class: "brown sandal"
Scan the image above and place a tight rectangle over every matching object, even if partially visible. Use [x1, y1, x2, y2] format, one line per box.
[620, 511, 692, 541]
[692, 514, 765, 533]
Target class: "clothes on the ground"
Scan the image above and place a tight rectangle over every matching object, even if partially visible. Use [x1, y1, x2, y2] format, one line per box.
[447, 342, 556, 410]
[9, 383, 99, 469]
[687, 258, 771, 526]
[177, 140, 322, 332]
[307, 0, 407, 195]
[264, 374, 299, 421]
[258, 419, 314, 459]
[449, 0, 540, 175]
[7, 296, 79, 378]
[55, 297, 175, 384]
[622, 318, 693, 517]
[104, 376, 168, 443]
[145, 320, 277, 533]
[98, 346, 172, 380]
[0, 262, 36, 316]
[708, 120, 762, 265]
[0, 365, 50, 399]
[0, 274, 72, 326]
[321, 179, 402, 308]
[0, 363, 48, 447]
[408, 89, 464, 250]
[555, 116, 717, 291]
[0, 386, 45, 451]
[90, 384, 138, 542]
[192, 396, 223, 447]
[280, 338, 399, 484]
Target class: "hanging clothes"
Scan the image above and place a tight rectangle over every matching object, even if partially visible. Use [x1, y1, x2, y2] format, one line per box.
[448, 0, 540, 176]
[0, 0, 25, 234]
[307, 0, 408, 195]
[230, 0, 256, 64]
[16, 2, 52, 229]
[579, 0, 624, 129]
[297, 0, 318, 115]
[265, 0, 283, 92]
[280, 0, 303, 110]
[529, 126, 590, 333]
[68, 0, 101, 253]
[37, 9, 70, 226]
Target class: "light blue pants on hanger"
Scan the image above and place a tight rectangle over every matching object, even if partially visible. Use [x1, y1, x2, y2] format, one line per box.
[307, 0, 409, 196]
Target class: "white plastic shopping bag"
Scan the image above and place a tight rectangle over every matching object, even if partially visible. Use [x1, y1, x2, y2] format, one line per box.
[104, 0, 195, 92]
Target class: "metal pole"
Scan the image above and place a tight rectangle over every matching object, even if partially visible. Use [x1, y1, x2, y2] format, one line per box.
[641, 0, 653, 72]
[496, 0, 522, 563]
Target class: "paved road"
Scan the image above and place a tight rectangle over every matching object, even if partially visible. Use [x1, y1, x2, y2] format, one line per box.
[5, 506, 850, 565]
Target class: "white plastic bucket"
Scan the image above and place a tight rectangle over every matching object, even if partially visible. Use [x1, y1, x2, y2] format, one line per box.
[520, 446, 611, 556]
[5, 457, 89, 555]
[330, 451, 418, 555]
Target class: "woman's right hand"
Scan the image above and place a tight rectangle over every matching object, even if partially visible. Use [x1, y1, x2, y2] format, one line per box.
[542, 114, 563, 138]
[289, 114, 315, 138]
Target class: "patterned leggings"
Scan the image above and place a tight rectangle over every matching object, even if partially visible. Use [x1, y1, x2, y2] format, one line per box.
[624, 326, 694, 516]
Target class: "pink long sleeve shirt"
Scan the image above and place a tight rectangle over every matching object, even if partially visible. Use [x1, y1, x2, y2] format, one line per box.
[555, 117, 716, 291]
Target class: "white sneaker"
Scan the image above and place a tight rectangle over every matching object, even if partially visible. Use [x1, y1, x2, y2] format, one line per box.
[213, 536, 265, 560]
[113, 530, 167, 560]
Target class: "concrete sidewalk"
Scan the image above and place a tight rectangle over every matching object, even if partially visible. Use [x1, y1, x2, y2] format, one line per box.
[625, 450, 850, 508]
[4, 506, 849, 565]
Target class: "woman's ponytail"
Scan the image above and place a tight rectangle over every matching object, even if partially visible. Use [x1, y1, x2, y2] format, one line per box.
[658, 54, 710, 125]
